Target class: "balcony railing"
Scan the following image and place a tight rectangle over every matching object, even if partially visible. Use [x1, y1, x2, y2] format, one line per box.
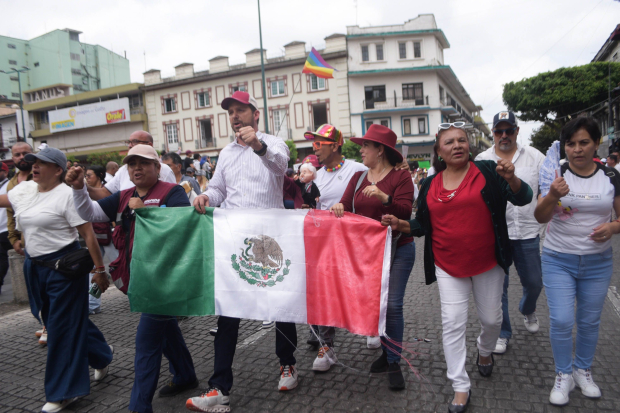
[364, 96, 427, 110]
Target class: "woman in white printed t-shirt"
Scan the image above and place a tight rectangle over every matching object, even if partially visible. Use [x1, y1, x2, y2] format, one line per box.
[535, 117, 620, 407]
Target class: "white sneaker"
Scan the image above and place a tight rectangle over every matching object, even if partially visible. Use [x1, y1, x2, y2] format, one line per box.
[549, 372, 575, 406]
[35, 327, 46, 338]
[524, 312, 539, 333]
[573, 368, 601, 398]
[493, 338, 509, 354]
[312, 346, 337, 372]
[94, 345, 114, 381]
[42, 397, 78, 412]
[186, 387, 230, 412]
[278, 365, 298, 391]
[262, 321, 275, 329]
[39, 332, 48, 346]
[366, 336, 381, 349]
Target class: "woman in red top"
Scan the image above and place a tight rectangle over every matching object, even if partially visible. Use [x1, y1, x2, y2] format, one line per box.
[331, 124, 414, 390]
[381, 123, 532, 413]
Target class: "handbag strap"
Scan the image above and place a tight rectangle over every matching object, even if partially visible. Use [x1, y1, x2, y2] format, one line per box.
[351, 170, 368, 215]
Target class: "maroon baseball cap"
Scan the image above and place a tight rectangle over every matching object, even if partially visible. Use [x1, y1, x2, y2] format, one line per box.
[221, 91, 259, 111]
[0, 162, 8, 172]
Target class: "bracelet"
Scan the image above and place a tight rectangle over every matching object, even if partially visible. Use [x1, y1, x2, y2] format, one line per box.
[93, 270, 106, 274]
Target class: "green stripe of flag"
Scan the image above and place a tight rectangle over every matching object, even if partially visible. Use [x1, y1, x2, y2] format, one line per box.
[128, 207, 215, 316]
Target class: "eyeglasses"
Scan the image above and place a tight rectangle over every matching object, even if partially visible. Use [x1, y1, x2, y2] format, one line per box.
[312, 141, 335, 150]
[124, 139, 151, 146]
[438, 122, 466, 131]
[493, 127, 517, 136]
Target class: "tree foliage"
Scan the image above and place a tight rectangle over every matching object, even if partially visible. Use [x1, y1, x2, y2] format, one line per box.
[503, 62, 620, 123]
[285, 140, 298, 167]
[342, 139, 362, 162]
[530, 122, 562, 155]
[86, 152, 125, 168]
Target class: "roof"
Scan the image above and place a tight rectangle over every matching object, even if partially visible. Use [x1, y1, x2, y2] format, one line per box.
[592, 24, 620, 62]
[209, 56, 229, 61]
[143, 69, 160, 74]
[347, 28, 450, 48]
[324, 33, 346, 40]
[245, 48, 265, 54]
[284, 41, 305, 47]
[174, 63, 193, 68]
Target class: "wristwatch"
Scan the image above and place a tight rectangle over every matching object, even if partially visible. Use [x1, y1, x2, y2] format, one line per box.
[382, 195, 392, 206]
[254, 139, 268, 156]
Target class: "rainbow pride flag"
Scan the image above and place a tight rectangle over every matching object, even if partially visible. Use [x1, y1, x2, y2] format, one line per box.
[302, 47, 337, 79]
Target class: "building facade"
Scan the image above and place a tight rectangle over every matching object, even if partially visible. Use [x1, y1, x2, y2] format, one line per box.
[346, 14, 490, 168]
[142, 34, 350, 161]
[24, 83, 146, 158]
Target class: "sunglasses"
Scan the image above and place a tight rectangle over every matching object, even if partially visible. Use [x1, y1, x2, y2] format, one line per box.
[438, 122, 466, 131]
[312, 141, 336, 150]
[493, 127, 517, 136]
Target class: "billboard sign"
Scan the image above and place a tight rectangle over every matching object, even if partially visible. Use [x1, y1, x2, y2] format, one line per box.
[49, 98, 130, 133]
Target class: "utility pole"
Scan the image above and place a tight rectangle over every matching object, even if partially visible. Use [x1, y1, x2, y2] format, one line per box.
[258, 0, 269, 133]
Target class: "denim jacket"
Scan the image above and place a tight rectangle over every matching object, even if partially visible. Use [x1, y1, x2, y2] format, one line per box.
[407, 160, 533, 285]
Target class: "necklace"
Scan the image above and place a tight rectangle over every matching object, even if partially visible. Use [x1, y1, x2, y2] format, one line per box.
[368, 166, 387, 185]
[325, 156, 345, 173]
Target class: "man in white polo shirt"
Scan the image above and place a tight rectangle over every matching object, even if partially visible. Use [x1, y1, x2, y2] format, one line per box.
[86, 131, 176, 200]
[476, 111, 545, 354]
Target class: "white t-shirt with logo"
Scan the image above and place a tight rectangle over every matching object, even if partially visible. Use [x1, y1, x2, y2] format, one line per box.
[544, 163, 620, 255]
[315, 159, 367, 210]
[105, 162, 176, 193]
[8, 181, 87, 257]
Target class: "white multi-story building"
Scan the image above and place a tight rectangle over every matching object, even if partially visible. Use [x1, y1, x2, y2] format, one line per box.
[347, 14, 490, 168]
[142, 34, 350, 161]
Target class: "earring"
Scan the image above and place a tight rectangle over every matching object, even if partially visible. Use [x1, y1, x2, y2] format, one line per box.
[438, 156, 443, 162]
[469, 152, 472, 158]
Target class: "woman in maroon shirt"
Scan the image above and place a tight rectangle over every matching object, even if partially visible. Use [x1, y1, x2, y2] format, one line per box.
[331, 124, 414, 390]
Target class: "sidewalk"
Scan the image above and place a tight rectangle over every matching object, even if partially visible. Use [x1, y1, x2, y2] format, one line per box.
[0, 238, 619, 412]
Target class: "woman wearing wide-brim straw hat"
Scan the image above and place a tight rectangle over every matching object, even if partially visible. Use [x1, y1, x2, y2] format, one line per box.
[381, 122, 532, 413]
[331, 124, 415, 390]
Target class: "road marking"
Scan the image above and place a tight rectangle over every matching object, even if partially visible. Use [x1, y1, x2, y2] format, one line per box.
[607, 286, 620, 319]
[238, 325, 273, 349]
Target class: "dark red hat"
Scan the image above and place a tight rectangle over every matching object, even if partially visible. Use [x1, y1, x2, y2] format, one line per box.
[350, 124, 403, 163]
[221, 91, 259, 111]
[0, 162, 7, 172]
[302, 154, 321, 168]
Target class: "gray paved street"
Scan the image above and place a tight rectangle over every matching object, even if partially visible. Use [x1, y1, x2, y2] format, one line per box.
[1, 238, 620, 412]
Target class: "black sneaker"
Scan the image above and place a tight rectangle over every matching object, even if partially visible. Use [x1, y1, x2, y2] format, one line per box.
[307, 329, 319, 347]
[388, 362, 405, 390]
[158, 379, 199, 398]
[370, 350, 389, 373]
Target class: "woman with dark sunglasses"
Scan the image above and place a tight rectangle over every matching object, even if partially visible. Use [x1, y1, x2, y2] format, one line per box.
[381, 122, 532, 413]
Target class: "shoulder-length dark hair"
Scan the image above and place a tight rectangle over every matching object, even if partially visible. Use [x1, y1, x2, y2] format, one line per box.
[87, 164, 107, 185]
[560, 116, 602, 148]
[370, 142, 400, 166]
[432, 128, 473, 173]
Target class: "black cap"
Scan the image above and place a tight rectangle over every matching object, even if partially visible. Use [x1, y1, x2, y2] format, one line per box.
[493, 111, 518, 129]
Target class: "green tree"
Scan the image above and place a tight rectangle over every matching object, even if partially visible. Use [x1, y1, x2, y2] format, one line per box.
[342, 139, 362, 162]
[503, 62, 620, 123]
[530, 122, 562, 155]
[285, 140, 298, 167]
[86, 152, 125, 168]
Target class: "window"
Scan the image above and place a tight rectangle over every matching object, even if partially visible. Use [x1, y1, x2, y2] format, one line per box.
[271, 80, 285, 97]
[380, 120, 389, 127]
[403, 119, 411, 135]
[439, 85, 445, 104]
[366, 121, 374, 130]
[310, 74, 325, 91]
[398, 42, 407, 59]
[73, 84, 83, 91]
[361, 45, 369, 62]
[311, 103, 328, 129]
[273, 109, 289, 139]
[414, 42, 421, 58]
[129, 94, 143, 108]
[71, 69, 82, 75]
[7, 44, 16, 49]
[69, 32, 79, 41]
[34, 62, 40, 67]
[199, 119, 215, 148]
[166, 124, 178, 144]
[197, 92, 210, 108]
[231, 85, 247, 93]
[402, 83, 424, 105]
[8, 60, 17, 65]
[418, 118, 426, 134]
[364, 85, 386, 109]
[164, 97, 176, 113]
[11, 93, 19, 98]
[9, 76, 18, 81]
[70, 53, 81, 61]
[376, 44, 384, 61]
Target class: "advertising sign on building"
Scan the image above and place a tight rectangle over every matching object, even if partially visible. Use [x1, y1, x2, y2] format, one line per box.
[48, 98, 130, 133]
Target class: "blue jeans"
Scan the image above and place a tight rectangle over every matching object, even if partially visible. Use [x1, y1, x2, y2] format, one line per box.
[542, 247, 612, 374]
[129, 314, 197, 413]
[382, 242, 415, 363]
[499, 236, 543, 339]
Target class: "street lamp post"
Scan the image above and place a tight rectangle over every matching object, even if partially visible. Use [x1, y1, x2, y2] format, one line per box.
[257, 0, 269, 133]
[0, 66, 30, 142]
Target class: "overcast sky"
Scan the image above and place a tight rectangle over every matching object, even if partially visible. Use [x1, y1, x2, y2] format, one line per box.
[3, 0, 619, 144]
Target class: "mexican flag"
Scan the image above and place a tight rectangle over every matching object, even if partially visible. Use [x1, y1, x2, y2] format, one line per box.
[128, 208, 392, 336]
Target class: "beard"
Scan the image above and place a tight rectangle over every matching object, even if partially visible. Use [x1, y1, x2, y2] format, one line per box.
[15, 161, 32, 172]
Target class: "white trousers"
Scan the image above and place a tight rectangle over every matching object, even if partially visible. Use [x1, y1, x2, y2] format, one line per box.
[436, 264, 504, 392]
